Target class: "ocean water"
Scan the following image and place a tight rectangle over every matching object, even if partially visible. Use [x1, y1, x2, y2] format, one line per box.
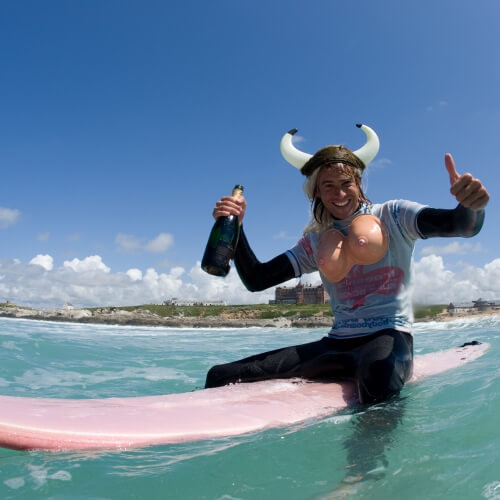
[0, 316, 499, 500]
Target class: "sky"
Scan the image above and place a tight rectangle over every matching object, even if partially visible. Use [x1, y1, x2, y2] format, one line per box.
[1, 0, 499, 309]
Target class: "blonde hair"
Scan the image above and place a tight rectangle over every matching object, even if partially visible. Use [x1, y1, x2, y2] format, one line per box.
[302, 163, 370, 234]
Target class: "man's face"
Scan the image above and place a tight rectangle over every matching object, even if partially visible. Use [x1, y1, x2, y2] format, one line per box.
[315, 165, 361, 220]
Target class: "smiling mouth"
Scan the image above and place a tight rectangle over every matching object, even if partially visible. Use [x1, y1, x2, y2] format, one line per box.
[333, 200, 350, 207]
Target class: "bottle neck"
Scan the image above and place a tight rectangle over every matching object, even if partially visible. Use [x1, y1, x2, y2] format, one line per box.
[232, 187, 243, 198]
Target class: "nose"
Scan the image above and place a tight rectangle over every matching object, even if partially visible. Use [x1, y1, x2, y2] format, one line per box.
[333, 187, 346, 198]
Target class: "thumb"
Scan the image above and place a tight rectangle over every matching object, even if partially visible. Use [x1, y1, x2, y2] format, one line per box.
[445, 153, 460, 186]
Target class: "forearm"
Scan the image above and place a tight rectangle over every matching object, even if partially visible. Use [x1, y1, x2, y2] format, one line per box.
[417, 204, 485, 238]
[234, 227, 296, 291]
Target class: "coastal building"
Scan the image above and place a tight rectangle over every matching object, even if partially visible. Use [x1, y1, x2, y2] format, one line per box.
[447, 298, 500, 315]
[272, 284, 329, 305]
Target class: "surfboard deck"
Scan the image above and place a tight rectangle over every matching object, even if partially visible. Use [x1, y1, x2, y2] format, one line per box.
[0, 342, 489, 451]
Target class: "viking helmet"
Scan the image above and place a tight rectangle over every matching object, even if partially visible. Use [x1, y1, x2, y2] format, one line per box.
[280, 124, 380, 176]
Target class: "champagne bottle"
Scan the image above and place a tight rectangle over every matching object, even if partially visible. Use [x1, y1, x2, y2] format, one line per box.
[201, 185, 244, 277]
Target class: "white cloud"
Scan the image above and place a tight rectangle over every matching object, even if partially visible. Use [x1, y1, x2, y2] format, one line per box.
[0, 255, 276, 308]
[116, 232, 174, 254]
[145, 233, 174, 253]
[0, 207, 21, 228]
[63, 256, 110, 273]
[273, 231, 298, 241]
[0, 255, 274, 308]
[126, 268, 143, 281]
[413, 255, 500, 304]
[426, 100, 449, 113]
[29, 254, 54, 271]
[37, 232, 50, 242]
[299, 271, 322, 286]
[0, 253, 499, 310]
[115, 233, 142, 253]
[367, 157, 392, 170]
[290, 132, 306, 145]
[420, 241, 483, 256]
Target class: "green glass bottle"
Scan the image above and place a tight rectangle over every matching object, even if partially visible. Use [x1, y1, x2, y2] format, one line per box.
[201, 185, 244, 277]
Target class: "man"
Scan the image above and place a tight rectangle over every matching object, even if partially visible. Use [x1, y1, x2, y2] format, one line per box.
[205, 124, 489, 403]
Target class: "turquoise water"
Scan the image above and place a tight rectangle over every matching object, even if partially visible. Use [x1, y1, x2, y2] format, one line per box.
[0, 316, 499, 500]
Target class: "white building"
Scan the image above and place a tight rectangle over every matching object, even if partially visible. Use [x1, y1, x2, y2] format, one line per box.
[163, 298, 227, 306]
[447, 298, 500, 315]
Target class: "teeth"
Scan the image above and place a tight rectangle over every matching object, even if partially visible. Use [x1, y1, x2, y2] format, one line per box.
[334, 201, 349, 207]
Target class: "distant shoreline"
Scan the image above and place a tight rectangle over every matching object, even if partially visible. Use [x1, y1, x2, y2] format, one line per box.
[1, 303, 498, 329]
[0, 304, 329, 329]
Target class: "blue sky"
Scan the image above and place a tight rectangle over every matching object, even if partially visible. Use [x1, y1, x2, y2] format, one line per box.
[1, 0, 498, 308]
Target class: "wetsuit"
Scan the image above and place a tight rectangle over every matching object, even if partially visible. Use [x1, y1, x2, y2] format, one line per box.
[205, 202, 484, 404]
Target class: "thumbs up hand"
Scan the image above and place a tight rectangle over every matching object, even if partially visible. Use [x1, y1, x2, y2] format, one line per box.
[445, 153, 489, 210]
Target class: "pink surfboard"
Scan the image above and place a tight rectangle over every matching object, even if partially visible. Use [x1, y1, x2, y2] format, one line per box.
[0, 342, 489, 451]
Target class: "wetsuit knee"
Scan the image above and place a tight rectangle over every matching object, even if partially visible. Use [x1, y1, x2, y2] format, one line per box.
[357, 354, 407, 404]
[356, 331, 413, 404]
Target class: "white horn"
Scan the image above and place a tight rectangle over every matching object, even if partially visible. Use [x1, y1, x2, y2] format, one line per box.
[352, 124, 379, 167]
[280, 129, 312, 170]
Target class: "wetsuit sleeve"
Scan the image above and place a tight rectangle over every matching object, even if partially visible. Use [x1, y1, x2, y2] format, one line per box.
[233, 226, 296, 292]
[416, 204, 485, 238]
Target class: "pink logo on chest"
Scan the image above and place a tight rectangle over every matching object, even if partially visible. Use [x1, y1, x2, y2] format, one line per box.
[336, 266, 404, 308]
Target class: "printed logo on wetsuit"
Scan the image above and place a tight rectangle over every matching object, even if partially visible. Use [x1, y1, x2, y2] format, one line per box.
[337, 266, 405, 309]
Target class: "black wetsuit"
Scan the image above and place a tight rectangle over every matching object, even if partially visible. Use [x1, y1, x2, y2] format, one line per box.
[205, 204, 484, 404]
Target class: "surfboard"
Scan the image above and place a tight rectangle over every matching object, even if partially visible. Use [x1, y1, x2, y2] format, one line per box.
[0, 342, 489, 451]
